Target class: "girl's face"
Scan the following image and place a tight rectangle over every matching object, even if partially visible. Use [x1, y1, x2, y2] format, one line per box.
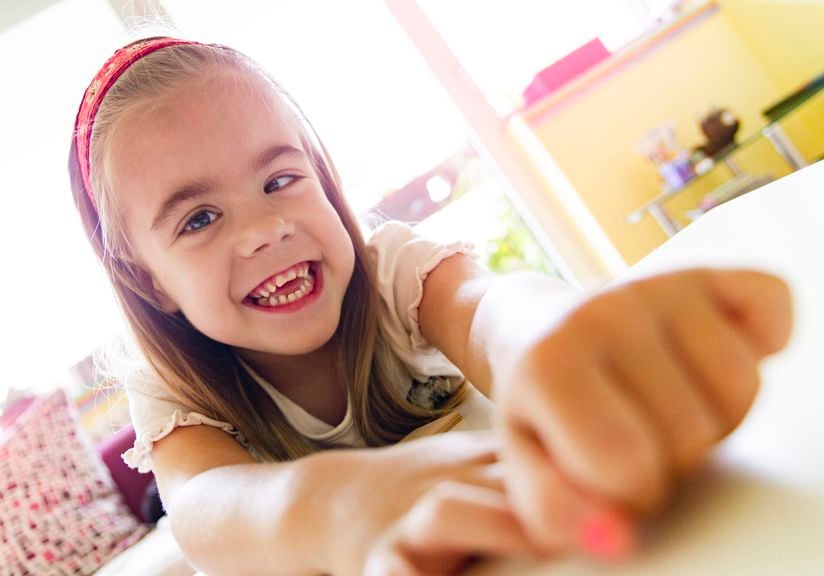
[110, 69, 355, 359]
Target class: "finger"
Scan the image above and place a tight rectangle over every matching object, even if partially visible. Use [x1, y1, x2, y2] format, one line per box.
[667, 293, 761, 435]
[459, 461, 507, 494]
[401, 482, 543, 558]
[704, 269, 794, 357]
[372, 482, 548, 576]
[606, 314, 724, 473]
[515, 342, 668, 512]
[399, 429, 500, 469]
[501, 418, 636, 559]
[364, 553, 419, 576]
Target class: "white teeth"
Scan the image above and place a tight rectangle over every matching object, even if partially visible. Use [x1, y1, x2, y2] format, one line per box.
[255, 263, 314, 297]
[275, 269, 298, 288]
[252, 264, 315, 307]
[257, 285, 308, 307]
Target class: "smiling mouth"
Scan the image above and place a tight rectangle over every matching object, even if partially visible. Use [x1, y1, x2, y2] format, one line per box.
[246, 261, 317, 307]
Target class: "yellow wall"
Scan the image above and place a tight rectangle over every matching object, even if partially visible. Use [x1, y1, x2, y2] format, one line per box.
[719, 0, 824, 168]
[719, 0, 824, 91]
[520, 4, 822, 264]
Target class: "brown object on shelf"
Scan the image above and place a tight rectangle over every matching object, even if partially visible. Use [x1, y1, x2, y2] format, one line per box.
[695, 107, 740, 158]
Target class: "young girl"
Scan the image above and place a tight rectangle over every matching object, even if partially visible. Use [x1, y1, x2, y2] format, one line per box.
[68, 37, 793, 576]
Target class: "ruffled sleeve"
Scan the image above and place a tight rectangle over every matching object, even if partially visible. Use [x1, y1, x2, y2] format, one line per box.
[366, 220, 480, 384]
[122, 370, 251, 474]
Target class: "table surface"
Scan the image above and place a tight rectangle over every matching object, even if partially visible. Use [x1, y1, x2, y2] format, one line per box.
[471, 160, 824, 575]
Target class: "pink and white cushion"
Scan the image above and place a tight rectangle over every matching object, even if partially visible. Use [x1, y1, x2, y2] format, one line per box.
[0, 388, 149, 575]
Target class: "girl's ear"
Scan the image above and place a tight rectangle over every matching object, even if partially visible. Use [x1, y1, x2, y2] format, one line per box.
[151, 278, 180, 314]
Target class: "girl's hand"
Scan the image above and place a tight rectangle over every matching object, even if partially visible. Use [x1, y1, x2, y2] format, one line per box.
[318, 432, 549, 576]
[492, 268, 793, 556]
[364, 481, 539, 576]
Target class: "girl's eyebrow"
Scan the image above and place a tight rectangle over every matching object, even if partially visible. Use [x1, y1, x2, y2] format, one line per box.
[253, 143, 307, 172]
[151, 181, 214, 231]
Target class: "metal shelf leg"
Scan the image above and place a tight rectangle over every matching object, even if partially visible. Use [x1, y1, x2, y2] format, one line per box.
[763, 124, 809, 171]
[649, 204, 681, 237]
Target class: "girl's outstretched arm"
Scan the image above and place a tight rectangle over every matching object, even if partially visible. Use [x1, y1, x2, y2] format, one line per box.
[419, 255, 793, 556]
[151, 422, 545, 575]
[416, 253, 577, 398]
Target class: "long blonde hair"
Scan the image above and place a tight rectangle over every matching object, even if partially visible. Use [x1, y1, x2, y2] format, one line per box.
[68, 42, 465, 461]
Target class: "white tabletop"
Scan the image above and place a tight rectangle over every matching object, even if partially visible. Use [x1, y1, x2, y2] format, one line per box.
[470, 160, 824, 575]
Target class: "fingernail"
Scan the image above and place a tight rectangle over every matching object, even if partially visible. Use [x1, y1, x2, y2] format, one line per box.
[579, 511, 635, 561]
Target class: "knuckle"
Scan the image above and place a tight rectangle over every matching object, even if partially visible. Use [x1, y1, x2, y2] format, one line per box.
[672, 436, 709, 475]
[588, 421, 668, 511]
[731, 363, 759, 397]
[509, 489, 569, 551]
[669, 415, 718, 473]
[711, 356, 760, 424]
[572, 289, 634, 336]
[417, 481, 462, 523]
[666, 400, 723, 468]
[723, 374, 761, 432]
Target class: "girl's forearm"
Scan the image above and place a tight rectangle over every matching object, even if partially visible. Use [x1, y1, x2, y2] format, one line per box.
[166, 450, 357, 576]
[466, 272, 583, 397]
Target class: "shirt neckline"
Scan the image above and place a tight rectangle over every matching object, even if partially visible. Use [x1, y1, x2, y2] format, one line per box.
[235, 355, 354, 442]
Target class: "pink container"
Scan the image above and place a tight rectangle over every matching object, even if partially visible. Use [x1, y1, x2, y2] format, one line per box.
[523, 38, 611, 106]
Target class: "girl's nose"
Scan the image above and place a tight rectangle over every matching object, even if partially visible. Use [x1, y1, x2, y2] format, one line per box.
[236, 213, 295, 257]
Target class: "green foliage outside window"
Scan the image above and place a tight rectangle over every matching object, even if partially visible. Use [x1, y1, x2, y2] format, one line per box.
[449, 155, 558, 278]
[483, 198, 558, 277]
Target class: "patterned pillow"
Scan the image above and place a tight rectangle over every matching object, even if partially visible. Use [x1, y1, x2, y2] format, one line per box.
[0, 389, 149, 575]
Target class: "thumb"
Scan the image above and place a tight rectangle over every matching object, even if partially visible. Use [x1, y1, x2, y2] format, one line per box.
[501, 420, 636, 561]
[365, 482, 546, 576]
[706, 269, 793, 357]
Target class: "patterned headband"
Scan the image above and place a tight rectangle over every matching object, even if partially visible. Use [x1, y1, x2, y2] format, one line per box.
[72, 37, 200, 211]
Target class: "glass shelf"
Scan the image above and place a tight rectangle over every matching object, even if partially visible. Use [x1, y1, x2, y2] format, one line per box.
[628, 75, 823, 237]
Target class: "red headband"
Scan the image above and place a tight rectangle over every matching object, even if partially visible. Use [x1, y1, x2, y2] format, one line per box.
[73, 37, 200, 210]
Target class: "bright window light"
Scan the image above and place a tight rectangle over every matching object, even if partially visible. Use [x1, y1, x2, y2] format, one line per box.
[162, 0, 470, 216]
[417, 0, 667, 112]
[0, 0, 129, 403]
[425, 175, 452, 203]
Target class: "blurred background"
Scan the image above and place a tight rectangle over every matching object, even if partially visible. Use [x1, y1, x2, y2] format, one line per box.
[1, 0, 822, 406]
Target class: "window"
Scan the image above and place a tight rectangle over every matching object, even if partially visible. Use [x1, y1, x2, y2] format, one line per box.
[162, 0, 559, 275]
[162, 0, 467, 215]
[417, 0, 702, 113]
[0, 0, 129, 402]
[367, 148, 558, 276]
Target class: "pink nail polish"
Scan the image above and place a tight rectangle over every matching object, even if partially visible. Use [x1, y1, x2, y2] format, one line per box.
[579, 511, 635, 561]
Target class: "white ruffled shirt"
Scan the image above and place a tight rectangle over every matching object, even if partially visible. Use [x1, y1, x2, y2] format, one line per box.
[122, 221, 501, 473]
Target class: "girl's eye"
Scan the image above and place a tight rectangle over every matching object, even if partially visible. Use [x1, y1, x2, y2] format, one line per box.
[264, 175, 297, 194]
[181, 210, 218, 234]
